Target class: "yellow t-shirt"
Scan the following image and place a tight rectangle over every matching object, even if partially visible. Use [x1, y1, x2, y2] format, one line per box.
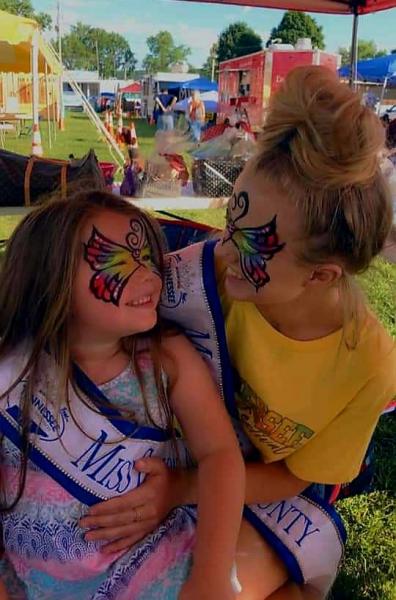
[222, 297, 396, 485]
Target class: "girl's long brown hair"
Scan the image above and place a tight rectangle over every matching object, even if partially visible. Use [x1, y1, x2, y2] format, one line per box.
[0, 190, 173, 511]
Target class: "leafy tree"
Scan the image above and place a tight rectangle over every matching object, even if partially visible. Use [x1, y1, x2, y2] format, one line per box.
[201, 42, 218, 81]
[338, 39, 388, 65]
[267, 11, 324, 49]
[0, 0, 52, 29]
[217, 22, 262, 63]
[143, 31, 191, 73]
[59, 23, 137, 79]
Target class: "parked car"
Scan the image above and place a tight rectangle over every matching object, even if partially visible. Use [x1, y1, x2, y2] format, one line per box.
[385, 105, 396, 121]
[378, 104, 396, 120]
[63, 90, 83, 111]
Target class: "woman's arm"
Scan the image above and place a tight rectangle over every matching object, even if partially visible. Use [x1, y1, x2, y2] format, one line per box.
[163, 334, 245, 593]
[177, 460, 309, 507]
[80, 456, 308, 555]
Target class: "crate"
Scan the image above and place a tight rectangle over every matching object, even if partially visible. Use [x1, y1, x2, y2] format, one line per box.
[140, 159, 182, 198]
[192, 158, 246, 197]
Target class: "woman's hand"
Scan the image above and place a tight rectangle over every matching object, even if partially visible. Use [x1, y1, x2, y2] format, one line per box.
[79, 457, 185, 554]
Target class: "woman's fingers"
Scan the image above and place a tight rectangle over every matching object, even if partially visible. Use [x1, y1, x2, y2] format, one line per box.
[84, 488, 147, 517]
[81, 503, 156, 529]
[85, 521, 146, 542]
[98, 522, 158, 554]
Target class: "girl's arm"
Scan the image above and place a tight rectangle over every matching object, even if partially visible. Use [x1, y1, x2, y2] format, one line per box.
[163, 334, 245, 595]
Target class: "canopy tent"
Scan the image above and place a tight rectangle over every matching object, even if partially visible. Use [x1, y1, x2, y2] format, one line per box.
[0, 9, 62, 156]
[0, 10, 60, 74]
[174, 90, 219, 112]
[179, 77, 218, 91]
[339, 54, 396, 83]
[168, 77, 218, 92]
[173, 0, 396, 87]
[119, 82, 142, 94]
[172, 0, 395, 13]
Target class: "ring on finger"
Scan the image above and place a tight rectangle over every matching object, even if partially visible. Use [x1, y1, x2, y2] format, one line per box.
[132, 507, 143, 522]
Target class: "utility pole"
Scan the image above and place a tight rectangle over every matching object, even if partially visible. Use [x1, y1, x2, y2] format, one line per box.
[211, 57, 215, 82]
[57, 0, 65, 130]
[95, 39, 100, 77]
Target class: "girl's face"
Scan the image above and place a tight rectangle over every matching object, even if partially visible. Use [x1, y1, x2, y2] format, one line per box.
[217, 161, 313, 306]
[72, 210, 162, 342]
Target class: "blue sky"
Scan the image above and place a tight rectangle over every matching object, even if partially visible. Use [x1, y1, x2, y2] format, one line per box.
[32, 0, 396, 68]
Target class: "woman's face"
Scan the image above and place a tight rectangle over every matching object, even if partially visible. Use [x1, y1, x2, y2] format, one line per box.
[72, 210, 162, 342]
[217, 161, 312, 306]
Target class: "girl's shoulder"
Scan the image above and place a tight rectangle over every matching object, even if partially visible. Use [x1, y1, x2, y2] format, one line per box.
[159, 332, 201, 386]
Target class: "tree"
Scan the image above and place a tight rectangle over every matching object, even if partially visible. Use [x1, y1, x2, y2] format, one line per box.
[143, 31, 191, 73]
[267, 11, 324, 49]
[0, 0, 52, 29]
[338, 39, 388, 65]
[217, 22, 262, 63]
[59, 23, 137, 79]
[201, 43, 218, 81]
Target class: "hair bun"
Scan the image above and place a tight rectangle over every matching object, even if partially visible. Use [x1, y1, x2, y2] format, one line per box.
[260, 66, 385, 188]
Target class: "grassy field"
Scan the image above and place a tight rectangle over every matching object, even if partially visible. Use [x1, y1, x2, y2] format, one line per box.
[0, 114, 395, 599]
[1, 111, 157, 169]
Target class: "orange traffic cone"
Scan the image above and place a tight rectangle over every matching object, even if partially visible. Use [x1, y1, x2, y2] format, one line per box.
[129, 121, 138, 149]
[31, 122, 43, 157]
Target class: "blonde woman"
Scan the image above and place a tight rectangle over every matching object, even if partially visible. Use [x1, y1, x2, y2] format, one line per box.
[188, 90, 206, 142]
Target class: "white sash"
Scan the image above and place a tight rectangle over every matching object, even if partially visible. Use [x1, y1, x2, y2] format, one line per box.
[0, 350, 190, 506]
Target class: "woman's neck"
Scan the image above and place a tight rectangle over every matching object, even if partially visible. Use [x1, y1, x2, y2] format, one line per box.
[257, 286, 344, 341]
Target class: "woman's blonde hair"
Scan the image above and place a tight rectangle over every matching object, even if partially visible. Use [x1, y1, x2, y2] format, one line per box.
[256, 65, 393, 275]
[0, 190, 174, 510]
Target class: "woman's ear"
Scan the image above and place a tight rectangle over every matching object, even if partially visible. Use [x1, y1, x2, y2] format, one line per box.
[306, 263, 344, 287]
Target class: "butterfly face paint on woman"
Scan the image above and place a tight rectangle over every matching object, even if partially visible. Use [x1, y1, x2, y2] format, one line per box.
[84, 217, 160, 306]
[222, 191, 285, 292]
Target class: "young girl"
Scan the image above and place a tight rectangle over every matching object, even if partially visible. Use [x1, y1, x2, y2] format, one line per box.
[84, 66, 396, 599]
[0, 192, 245, 599]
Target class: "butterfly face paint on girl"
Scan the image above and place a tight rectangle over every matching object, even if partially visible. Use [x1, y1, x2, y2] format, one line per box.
[73, 210, 163, 341]
[84, 217, 161, 306]
[222, 191, 285, 292]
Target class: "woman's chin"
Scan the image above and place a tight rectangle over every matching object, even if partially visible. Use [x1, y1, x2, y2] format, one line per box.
[225, 273, 254, 300]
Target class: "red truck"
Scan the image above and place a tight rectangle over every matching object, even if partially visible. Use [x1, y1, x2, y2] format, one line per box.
[218, 45, 340, 131]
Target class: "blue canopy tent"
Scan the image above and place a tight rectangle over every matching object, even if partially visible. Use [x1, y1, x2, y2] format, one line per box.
[168, 77, 218, 92]
[339, 54, 396, 84]
[179, 77, 218, 92]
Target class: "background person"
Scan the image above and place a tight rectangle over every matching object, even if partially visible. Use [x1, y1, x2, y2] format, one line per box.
[188, 90, 206, 143]
[154, 88, 177, 131]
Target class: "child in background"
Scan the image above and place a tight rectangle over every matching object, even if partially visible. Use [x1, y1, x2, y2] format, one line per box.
[0, 191, 244, 600]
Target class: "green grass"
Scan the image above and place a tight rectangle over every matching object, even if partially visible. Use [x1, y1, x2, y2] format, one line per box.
[0, 114, 395, 599]
[1, 111, 157, 164]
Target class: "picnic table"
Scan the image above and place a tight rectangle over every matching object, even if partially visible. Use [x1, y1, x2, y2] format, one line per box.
[0, 113, 33, 144]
